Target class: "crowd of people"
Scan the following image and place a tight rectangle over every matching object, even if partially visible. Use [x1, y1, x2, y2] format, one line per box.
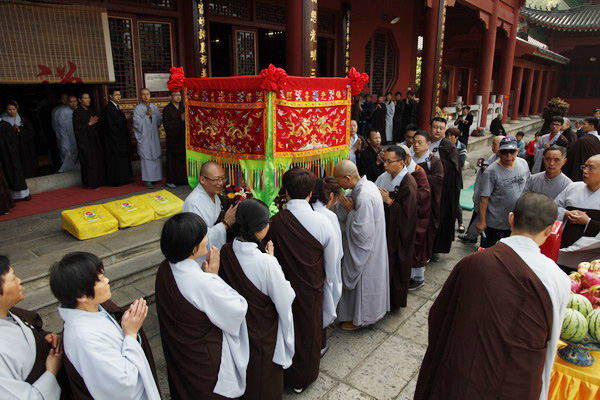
[1, 97, 600, 399]
[0, 89, 189, 215]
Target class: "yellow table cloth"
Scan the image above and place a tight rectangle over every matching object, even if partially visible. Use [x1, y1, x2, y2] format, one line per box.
[549, 342, 600, 399]
[61, 205, 119, 240]
[135, 190, 183, 219]
[102, 196, 155, 228]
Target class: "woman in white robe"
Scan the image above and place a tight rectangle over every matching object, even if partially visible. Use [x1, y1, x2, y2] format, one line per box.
[219, 198, 295, 400]
[50, 252, 160, 400]
[156, 212, 249, 399]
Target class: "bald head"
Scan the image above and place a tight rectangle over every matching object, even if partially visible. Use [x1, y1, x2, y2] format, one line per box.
[199, 161, 225, 197]
[335, 160, 359, 178]
[512, 192, 557, 235]
[492, 135, 505, 154]
[200, 161, 221, 177]
[399, 144, 412, 163]
[334, 160, 360, 190]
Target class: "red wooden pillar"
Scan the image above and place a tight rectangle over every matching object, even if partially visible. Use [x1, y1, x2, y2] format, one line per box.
[286, 0, 303, 76]
[522, 68, 535, 118]
[447, 67, 457, 104]
[532, 69, 543, 114]
[499, 9, 519, 123]
[466, 68, 475, 105]
[511, 66, 524, 121]
[418, 0, 441, 128]
[477, 0, 499, 128]
[540, 70, 551, 109]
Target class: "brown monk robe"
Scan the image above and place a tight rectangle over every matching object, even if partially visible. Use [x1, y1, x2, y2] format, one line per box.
[72, 105, 106, 189]
[411, 165, 431, 268]
[414, 243, 553, 400]
[563, 135, 600, 182]
[219, 243, 282, 400]
[163, 101, 188, 186]
[417, 156, 444, 260]
[265, 210, 324, 389]
[384, 173, 417, 310]
[61, 300, 158, 399]
[155, 260, 231, 400]
[100, 101, 133, 186]
[561, 207, 600, 248]
[0, 161, 15, 214]
[0, 120, 29, 197]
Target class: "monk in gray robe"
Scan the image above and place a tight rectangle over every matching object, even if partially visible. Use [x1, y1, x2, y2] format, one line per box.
[133, 88, 162, 189]
[333, 160, 390, 329]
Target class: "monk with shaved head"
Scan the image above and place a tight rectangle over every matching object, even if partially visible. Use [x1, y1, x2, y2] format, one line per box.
[182, 161, 237, 264]
[332, 160, 390, 330]
[555, 154, 600, 256]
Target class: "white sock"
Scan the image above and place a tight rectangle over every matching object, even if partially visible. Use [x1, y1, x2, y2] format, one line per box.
[413, 267, 425, 281]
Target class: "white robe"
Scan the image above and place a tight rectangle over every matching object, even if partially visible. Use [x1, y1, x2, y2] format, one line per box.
[170, 258, 249, 398]
[0, 313, 60, 400]
[55, 106, 79, 173]
[312, 200, 344, 324]
[51, 104, 66, 137]
[384, 100, 395, 142]
[286, 199, 342, 327]
[333, 176, 390, 326]
[58, 306, 160, 400]
[232, 239, 295, 368]
[133, 103, 162, 182]
[500, 236, 571, 400]
[375, 167, 408, 193]
[182, 183, 227, 264]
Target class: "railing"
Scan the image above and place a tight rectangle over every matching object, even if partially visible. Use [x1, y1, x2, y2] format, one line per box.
[444, 94, 505, 133]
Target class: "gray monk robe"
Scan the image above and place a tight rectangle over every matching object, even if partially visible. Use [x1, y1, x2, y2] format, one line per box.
[133, 103, 162, 182]
[334, 176, 390, 326]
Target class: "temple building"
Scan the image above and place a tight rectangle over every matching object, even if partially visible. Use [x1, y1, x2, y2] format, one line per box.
[0, 0, 598, 188]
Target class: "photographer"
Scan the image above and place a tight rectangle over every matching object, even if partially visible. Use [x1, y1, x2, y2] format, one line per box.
[454, 106, 473, 146]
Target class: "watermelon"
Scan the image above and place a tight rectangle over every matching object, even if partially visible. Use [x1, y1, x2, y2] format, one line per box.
[568, 293, 593, 317]
[561, 309, 588, 342]
[588, 309, 600, 342]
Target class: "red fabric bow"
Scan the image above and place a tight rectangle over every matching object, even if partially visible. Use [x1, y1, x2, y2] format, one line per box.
[167, 67, 185, 93]
[348, 67, 369, 96]
[260, 64, 288, 92]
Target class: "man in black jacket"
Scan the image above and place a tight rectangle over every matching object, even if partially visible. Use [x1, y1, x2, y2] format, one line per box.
[489, 113, 506, 136]
[101, 89, 132, 186]
[454, 106, 473, 145]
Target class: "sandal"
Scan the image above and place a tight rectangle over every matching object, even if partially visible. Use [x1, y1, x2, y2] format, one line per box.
[457, 224, 466, 233]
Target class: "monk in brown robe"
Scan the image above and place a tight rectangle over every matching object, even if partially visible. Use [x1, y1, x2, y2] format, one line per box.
[163, 91, 188, 187]
[415, 193, 571, 400]
[1, 100, 38, 178]
[412, 131, 444, 261]
[72, 93, 105, 189]
[0, 119, 30, 202]
[61, 299, 157, 399]
[376, 146, 417, 310]
[399, 144, 432, 288]
[265, 169, 327, 393]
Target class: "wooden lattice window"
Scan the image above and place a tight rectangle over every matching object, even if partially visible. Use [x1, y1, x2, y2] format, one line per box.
[234, 29, 257, 76]
[255, 1, 286, 25]
[108, 17, 137, 99]
[208, 0, 250, 19]
[125, 0, 173, 7]
[138, 21, 173, 96]
[364, 31, 397, 96]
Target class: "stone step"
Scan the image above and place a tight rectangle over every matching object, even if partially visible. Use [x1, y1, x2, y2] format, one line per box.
[13, 219, 165, 293]
[19, 248, 163, 319]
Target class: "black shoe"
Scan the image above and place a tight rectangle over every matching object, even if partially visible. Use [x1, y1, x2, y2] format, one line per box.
[144, 181, 153, 189]
[458, 233, 477, 243]
[431, 253, 440, 262]
[409, 279, 425, 291]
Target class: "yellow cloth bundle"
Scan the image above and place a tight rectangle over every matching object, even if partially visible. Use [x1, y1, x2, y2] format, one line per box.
[135, 190, 183, 219]
[103, 196, 155, 228]
[61, 205, 119, 240]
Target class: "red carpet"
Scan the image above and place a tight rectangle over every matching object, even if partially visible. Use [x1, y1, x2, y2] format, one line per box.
[0, 177, 165, 222]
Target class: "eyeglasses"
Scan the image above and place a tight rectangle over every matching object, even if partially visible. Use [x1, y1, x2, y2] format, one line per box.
[500, 149, 517, 155]
[580, 165, 597, 171]
[383, 159, 402, 164]
[202, 176, 226, 183]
